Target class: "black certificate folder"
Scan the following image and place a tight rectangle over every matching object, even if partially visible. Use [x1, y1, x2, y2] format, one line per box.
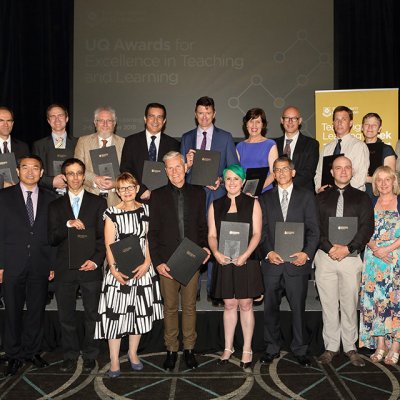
[167, 237, 207, 286]
[274, 222, 304, 262]
[218, 221, 250, 259]
[191, 150, 221, 186]
[90, 145, 120, 179]
[109, 235, 145, 277]
[142, 160, 168, 190]
[0, 152, 18, 183]
[47, 148, 74, 176]
[68, 227, 96, 269]
[329, 217, 358, 257]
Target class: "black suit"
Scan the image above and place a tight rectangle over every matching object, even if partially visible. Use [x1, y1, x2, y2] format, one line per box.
[275, 133, 319, 191]
[0, 184, 56, 360]
[120, 131, 180, 198]
[32, 135, 77, 191]
[48, 190, 107, 361]
[6, 137, 30, 160]
[259, 185, 319, 355]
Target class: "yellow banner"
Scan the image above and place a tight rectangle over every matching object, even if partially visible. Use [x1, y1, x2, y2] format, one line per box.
[315, 88, 398, 149]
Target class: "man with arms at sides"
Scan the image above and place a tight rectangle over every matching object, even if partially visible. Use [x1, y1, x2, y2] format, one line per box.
[0, 155, 56, 376]
[48, 158, 107, 372]
[74, 106, 125, 206]
[180, 96, 238, 302]
[32, 104, 77, 195]
[259, 156, 319, 367]
[315, 156, 374, 366]
[120, 102, 180, 201]
[275, 106, 319, 192]
[315, 105, 369, 193]
[148, 151, 210, 371]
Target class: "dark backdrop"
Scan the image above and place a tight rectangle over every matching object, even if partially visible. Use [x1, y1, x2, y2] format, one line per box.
[0, 0, 399, 146]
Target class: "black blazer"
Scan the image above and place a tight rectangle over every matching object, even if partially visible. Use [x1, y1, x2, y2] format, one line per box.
[275, 133, 319, 191]
[7, 137, 30, 160]
[148, 183, 208, 268]
[259, 185, 320, 276]
[32, 135, 77, 190]
[0, 184, 56, 277]
[47, 190, 107, 282]
[120, 130, 180, 197]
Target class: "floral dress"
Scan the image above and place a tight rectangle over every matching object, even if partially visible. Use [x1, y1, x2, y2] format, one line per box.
[359, 208, 400, 349]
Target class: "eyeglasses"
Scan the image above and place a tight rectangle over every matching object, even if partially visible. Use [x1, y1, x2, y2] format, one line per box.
[282, 117, 300, 123]
[273, 167, 292, 173]
[118, 185, 136, 192]
[96, 119, 115, 125]
[65, 171, 84, 177]
[0, 119, 14, 124]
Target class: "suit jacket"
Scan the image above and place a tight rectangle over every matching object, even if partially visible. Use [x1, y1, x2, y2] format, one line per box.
[74, 133, 125, 206]
[180, 126, 238, 204]
[148, 183, 208, 268]
[275, 133, 319, 191]
[0, 184, 56, 278]
[47, 190, 107, 282]
[32, 135, 77, 190]
[259, 185, 319, 276]
[4, 137, 30, 161]
[120, 130, 180, 197]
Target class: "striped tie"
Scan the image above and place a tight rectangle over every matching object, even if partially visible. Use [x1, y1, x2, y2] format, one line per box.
[281, 189, 289, 221]
[336, 189, 344, 217]
[55, 137, 64, 148]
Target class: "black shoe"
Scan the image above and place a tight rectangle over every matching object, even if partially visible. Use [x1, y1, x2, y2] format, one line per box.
[260, 352, 280, 364]
[60, 359, 77, 372]
[294, 354, 312, 367]
[83, 359, 96, 372]
[6, 359, 23, 376]
[25, 354, 49, 368]
[184, 349, 198, 369]
[163, 351, 177, 371]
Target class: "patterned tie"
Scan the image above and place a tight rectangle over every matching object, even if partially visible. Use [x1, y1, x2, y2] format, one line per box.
[3, 141, 9, 153]
[55, 137, 64, 148]
[72, 196, 80, 219]
[283, 139, 293, 159]
[148, 135, 157, 161]
[281, 189, 289, 221]
[101, 139, 108, 148]
[26, 191, 34, 226]
[333, 138, 342, 155]
[200, 131, 207, 150]
[336, 189, 344, 217]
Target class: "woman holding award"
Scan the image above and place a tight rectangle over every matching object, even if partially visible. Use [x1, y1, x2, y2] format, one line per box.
[208, 164, 263, 370]
[95, 172, 163, 378]
[359, 166, 400, 365]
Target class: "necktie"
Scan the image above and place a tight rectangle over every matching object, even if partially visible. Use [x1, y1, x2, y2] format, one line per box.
[101, 139, 108, 148]
[3, 141, 9, 153]
[283, 139, 293, 159]
[281, 189, 289, 221]
[333, 138, 342, 155]
[72, 197, 80, 219]
[148, 135, 157, 161]
[55, 137, 64, 148]
[336, 189, 344, 217]
[26, 191, 34, 226]
[200, 131, 207, 150]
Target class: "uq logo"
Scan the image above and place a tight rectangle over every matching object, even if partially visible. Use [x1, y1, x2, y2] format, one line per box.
[85, 39, 110, 51]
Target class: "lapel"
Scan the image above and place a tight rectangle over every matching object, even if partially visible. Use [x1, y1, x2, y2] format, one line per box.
[271, 187, 284, 221]
[14, 185, 32, 226]
[111, 135, 124, 162]
[292, 133, 305, 163]
[64, 190, 77, 219]
[285, 186, 297, 221]
[158, 134, 166, 161]
[210, 126, 219, 150]
[139, 131, 150, 161]
[189, 129, 197, 150]
[276, 136, 284, 154]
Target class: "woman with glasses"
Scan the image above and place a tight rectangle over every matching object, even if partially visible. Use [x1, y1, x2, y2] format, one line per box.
[95, 172, 163, 378]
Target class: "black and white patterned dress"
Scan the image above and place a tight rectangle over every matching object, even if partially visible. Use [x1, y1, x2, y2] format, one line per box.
[95, 204, 163, 339]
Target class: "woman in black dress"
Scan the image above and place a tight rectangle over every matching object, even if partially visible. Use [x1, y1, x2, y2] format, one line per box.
[208, 164, 263, 370]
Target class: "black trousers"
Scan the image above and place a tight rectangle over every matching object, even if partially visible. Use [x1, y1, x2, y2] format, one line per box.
[55, 279, 102, 361]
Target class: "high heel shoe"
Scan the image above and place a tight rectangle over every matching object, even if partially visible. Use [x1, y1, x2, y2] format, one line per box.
[217, 348, 235, 365]
[127, 352, 144, 371]
[240, 350, 253, 370]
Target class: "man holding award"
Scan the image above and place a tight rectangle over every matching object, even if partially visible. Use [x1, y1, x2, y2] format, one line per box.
[315, 156, 374, 366]
[259, 156, 319, 367]
[148, 151, 210, 371]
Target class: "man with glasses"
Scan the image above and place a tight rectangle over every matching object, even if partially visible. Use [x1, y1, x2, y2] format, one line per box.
[275, 106, 319, 191]
[74, 106, 125, 206]
[120, 102, 179, 200]
[32, 104, 77, 194]
[48, 158, 107, 373]
[314, 105, 369, 193]
[259, 156, 319, 367]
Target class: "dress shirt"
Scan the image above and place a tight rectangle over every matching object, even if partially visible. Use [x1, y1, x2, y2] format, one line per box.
[316, 184, 374, 254]
[20, 183, 39, 218]
[97, 136, 112, 148]
[51, 132, 67, 149]
[314, 133, 369, 191]
[169, 182, 190, 239]
[277, 183, 294, 204]
[0, 137, 11, 153]
[145, 130, 161, 159]
[196, 125, 214, 150]
[284, 131, 300, 156]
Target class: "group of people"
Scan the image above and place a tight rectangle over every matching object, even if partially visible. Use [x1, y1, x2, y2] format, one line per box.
[0, 97, 399, 378]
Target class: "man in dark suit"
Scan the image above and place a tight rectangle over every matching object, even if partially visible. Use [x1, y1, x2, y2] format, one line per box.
[32, 104, 77, 194]
[259, 156, 320, 367]
[48, 158, 107, 373]
[120, 102, 180, 200]
[148, 151, 210, 371]
[274, 106, 319, 192]
[0, 155, 56, 376]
